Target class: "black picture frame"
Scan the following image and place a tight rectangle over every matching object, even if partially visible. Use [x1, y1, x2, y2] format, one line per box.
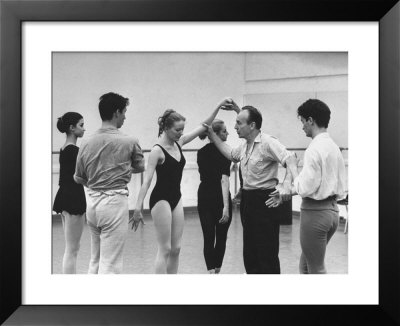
[1, 0, 399, 324]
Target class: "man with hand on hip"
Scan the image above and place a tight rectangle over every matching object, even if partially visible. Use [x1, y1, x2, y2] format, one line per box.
[205, 101, 292, 274]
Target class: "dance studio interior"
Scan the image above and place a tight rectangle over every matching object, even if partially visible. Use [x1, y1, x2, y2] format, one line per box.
[52, 52, 348, 274]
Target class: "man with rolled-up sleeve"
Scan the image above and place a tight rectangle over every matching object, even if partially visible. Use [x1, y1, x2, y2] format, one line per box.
[74, 92, 144, 274]
[207, 103, 292, 274]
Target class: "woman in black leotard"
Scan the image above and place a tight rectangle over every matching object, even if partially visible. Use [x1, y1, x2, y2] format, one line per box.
[53, 112, 86, 273]
[197, 119, 232, 274]
[149, 143, 186, 211]
[132, 98, 235, 274]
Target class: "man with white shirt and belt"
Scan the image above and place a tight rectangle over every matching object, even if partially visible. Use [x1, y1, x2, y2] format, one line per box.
[206, 103, 293, 274]
[268, 99, 346, 274]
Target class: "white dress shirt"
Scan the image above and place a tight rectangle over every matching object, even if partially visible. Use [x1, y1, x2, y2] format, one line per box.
[294, 132, 346, 200]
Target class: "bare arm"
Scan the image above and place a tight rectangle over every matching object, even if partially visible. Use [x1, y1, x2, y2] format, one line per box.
[287, 155, 299, 180]
[178, 97, 234, 147]
[209, 134, 235, 161]
[283, 167, 292, 184]
[285, 153, 300, 196]
[133, 147, 161, 211]
[130, 147, 162, 231]
[280, 165, 293, 201]
[207, 101, 241, 161]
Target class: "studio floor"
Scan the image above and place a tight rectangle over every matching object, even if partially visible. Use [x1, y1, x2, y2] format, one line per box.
[52, 208, 348, 274]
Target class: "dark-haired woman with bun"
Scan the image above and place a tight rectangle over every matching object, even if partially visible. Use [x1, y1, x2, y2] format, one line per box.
[53, 112, 86, 274]
[197, 119, 232, 274]
[132, 98, 234, 274]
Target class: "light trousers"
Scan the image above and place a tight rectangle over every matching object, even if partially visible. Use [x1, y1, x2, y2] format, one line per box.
[86, 190, 129, 274]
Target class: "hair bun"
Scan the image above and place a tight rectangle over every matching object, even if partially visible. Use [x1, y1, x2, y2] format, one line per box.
[56, 117, 66, 133]
[163, 109, 175, 120]
[157, 109, 185, 137]
[56, 112, 83, 134]
[158, 110, 174, 129]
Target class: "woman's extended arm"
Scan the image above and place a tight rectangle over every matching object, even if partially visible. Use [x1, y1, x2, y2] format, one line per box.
[178, 97, 234, 147]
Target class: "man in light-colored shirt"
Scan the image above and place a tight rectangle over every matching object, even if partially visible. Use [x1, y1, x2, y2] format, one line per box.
[75, 129, 143, 191]
[293, 131, 346, 200]
[207, 103, 292, 274]
[269, 99, 346, 274]
[74, 92, 144, 274]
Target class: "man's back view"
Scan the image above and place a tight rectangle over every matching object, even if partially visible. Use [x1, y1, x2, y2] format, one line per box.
[74, 92, 144, 274]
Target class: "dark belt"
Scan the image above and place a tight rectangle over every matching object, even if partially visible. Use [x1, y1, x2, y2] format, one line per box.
[304, 195, 337, 201]
[242, 188, 275, 193]
[241, 188, 276, 197]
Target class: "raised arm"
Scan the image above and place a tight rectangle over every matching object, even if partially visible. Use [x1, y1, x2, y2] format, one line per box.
[130, 147, 162, 231]
[206, 101, 241, 161]
[178, 97, 235, 147]
[208, 131, 235, 161]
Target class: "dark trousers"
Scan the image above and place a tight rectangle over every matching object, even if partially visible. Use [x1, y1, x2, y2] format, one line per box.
[241, 189, 281, 274]
[197, 199, 232, 270]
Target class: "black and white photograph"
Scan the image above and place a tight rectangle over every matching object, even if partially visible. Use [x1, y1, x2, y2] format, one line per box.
[3, 0, 399, 321]
[21, 22, 373, 307]
[51, 52, 348, 275]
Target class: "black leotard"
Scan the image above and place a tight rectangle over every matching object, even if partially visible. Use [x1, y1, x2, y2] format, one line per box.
[149, 142, 186, 211]
[53, 144, 86, 215]
[197, 142, 232, 270]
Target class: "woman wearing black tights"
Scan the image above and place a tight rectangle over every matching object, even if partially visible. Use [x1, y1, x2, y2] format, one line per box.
[197, 119, 232, 274]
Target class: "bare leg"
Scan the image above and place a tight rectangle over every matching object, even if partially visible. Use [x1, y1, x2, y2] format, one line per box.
[61, 211, 85, 274]
[152, 201, 172, 274]
[167, 199, 184, 274]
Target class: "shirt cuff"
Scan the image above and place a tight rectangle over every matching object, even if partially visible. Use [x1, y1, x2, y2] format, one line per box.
[231, 149, 240, 163]
[280, 151, 292, 167]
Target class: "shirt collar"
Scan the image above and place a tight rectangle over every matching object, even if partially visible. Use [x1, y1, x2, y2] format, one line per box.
[99, 126, 118, 131]
[311, 132, 329, 143]
[241, 131, 262, 161]
[254, 130, 262, 143]
[314, 131, 329, 139]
